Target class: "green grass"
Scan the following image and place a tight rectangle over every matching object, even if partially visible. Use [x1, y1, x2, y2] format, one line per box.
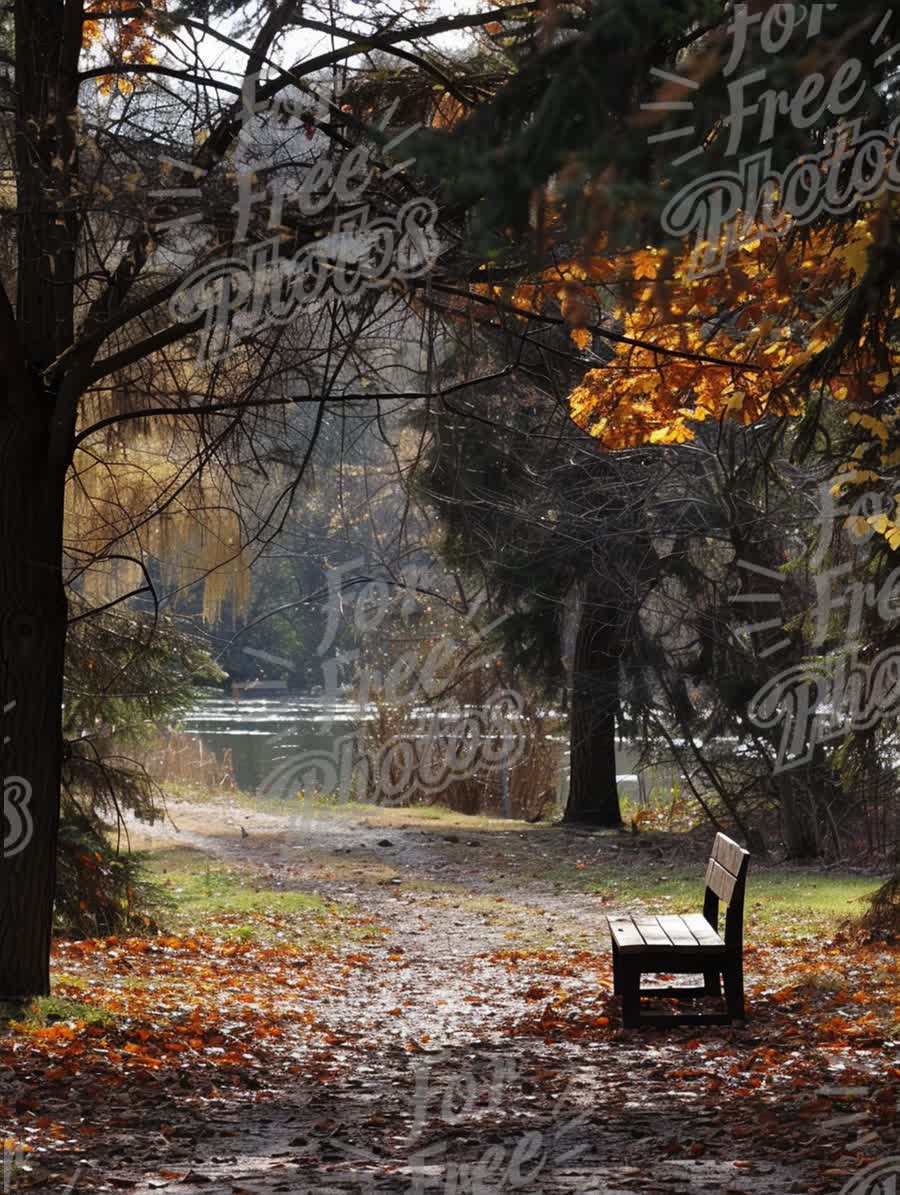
[165, 783, 542, 833]
[373, 802, 527, 829]
[744, 873, 883, 935]
[144, 845, 381, 946]
[0, 995, 116, 1031]
[148, 846, 328, 916]
[285, 794, 537, 831]
[552, 858, 883, 938]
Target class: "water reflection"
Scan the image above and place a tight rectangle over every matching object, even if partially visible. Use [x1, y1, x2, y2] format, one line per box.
[182, 695, 647, 802]
[182, 696, 371, 792]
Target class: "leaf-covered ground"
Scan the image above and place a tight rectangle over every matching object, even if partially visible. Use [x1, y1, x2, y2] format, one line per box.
[1, 799, 897, 1194]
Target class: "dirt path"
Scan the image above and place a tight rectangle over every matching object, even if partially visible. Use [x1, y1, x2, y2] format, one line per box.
[81, 798, 886, 1195]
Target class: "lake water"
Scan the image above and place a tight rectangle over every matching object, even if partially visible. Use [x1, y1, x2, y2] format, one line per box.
[181, 695, 649, 804]
[181, 695, 369, 793]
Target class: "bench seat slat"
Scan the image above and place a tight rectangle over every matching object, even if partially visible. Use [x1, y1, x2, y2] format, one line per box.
[632, 916, 673, 947]
[681, 912, 724, 945]
[656, 914, 699, 946]
[608, 914, 726, 954]
[609, 918, 644, 950]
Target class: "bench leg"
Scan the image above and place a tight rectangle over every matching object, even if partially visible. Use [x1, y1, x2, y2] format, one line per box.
[723, 960, 745, 1021]
[612, 943, 622, 996]
[621, 963, 641, 1029]
[703, 969, 722, 998]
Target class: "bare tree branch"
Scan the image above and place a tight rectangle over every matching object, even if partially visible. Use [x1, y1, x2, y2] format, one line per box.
[74, 367, 517, 446]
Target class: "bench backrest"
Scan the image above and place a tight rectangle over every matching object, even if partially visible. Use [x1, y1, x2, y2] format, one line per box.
[703, 833, 750, 950]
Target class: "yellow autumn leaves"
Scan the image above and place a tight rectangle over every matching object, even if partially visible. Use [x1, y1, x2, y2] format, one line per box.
[475, 204, 900, 547]
[67, 439, 252, 624]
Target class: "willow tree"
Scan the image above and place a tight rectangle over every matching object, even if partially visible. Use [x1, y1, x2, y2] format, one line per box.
[0, 0, 536, 998]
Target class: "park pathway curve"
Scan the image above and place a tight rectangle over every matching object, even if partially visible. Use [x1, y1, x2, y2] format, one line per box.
[109, 798, 850, 1195]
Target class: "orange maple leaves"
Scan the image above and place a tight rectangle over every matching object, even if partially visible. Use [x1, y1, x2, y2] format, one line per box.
[484, 215, 893, 452]
[83, 0, 164, 89]
[570, 221, 894, 450]
[5, 929, 377, 1088]
[475, 197, 900, 549]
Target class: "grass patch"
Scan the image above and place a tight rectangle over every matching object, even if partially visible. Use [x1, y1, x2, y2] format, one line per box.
[1, 995, 116, 1031]
[143, 845, 381, 946]
[552, 857, 883, 938]
[160, 779, 239, 803]
[368, 803, 535, 831]
[252, 793, 539, 833]
[744, 872, 883, 936]
[148, 845, 327, 916]
[166, 785, 541, 834]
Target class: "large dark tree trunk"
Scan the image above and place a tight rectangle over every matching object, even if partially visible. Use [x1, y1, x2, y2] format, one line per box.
[0, 389, 68, 997]
[565, 591, 622, 827]
[0, 0, 81, 996]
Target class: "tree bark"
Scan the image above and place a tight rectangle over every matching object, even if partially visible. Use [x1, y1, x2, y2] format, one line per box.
[0, 0, 80, 997]
[777, 773, 819, 861]
[564, 591, 622, 827]
[0, 387, 68, 997]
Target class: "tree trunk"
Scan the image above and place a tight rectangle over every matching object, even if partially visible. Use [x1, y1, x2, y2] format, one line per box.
[564, 592, 622, 827]
[0, 0, 83, 997]
[777, 773, 818, 861]
[0, 396, 67, 998]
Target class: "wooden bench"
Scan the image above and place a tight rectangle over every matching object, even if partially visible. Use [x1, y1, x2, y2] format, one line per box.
[608, 832, 750, 1028]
